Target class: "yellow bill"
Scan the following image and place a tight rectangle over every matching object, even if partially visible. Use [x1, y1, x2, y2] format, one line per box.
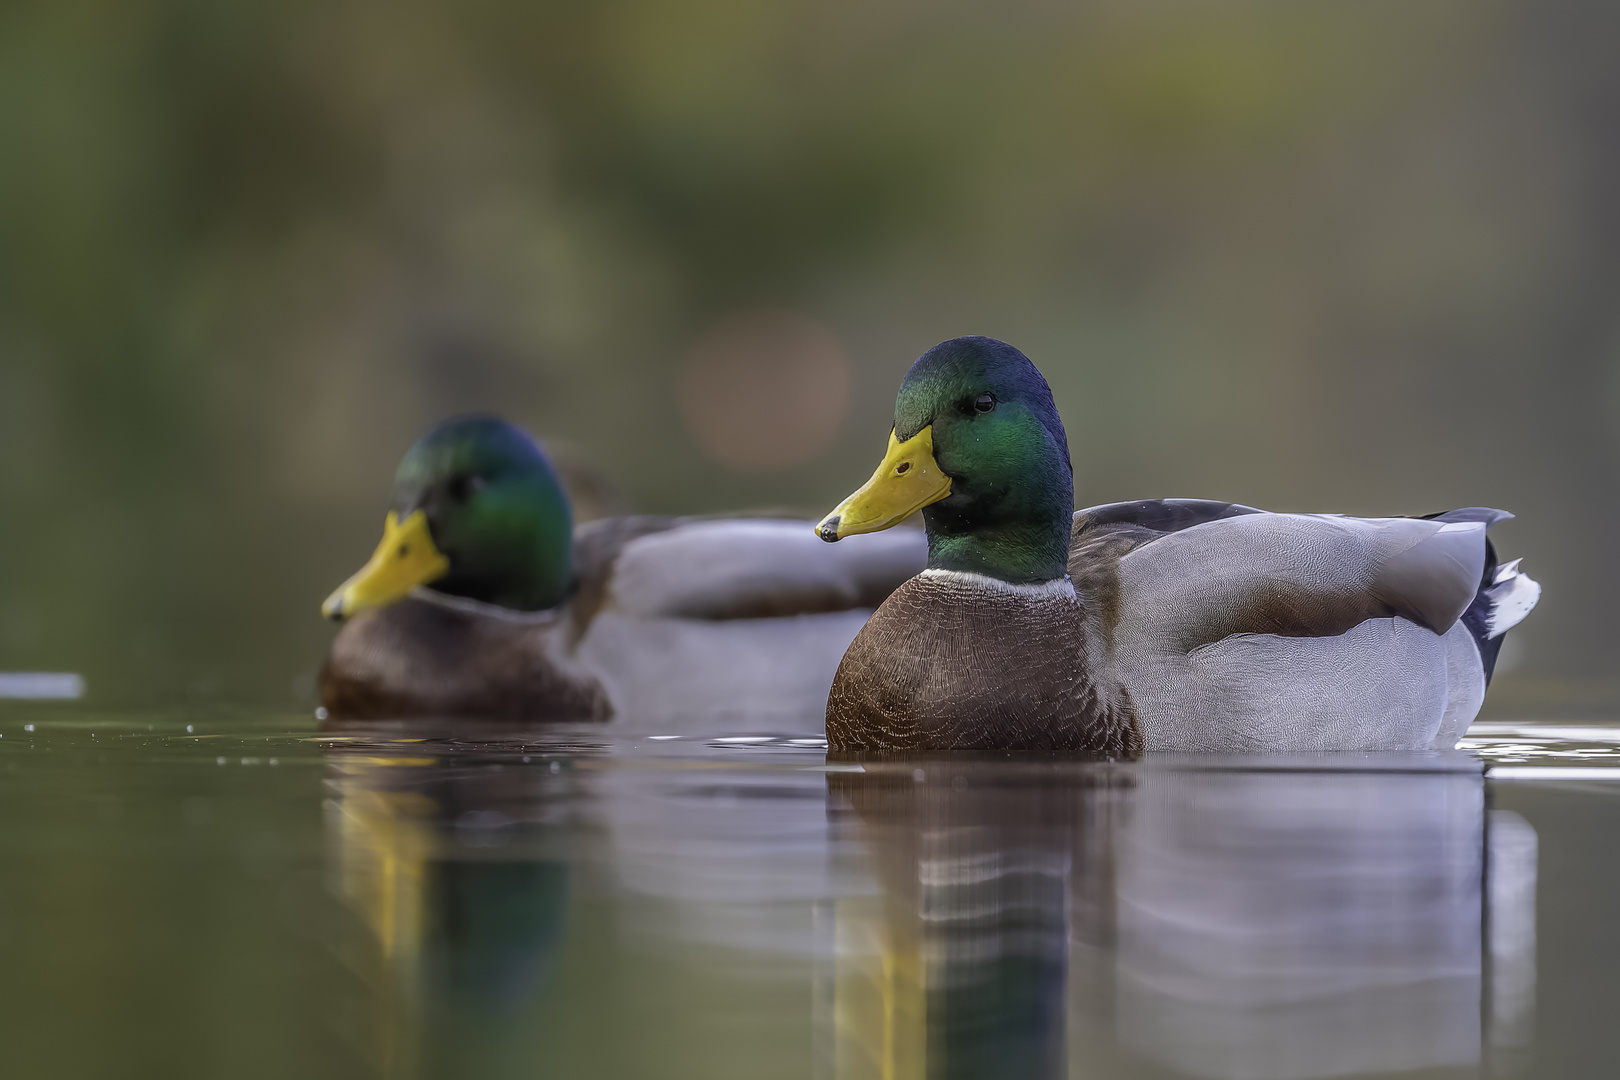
[322, 509, 451, 620]
[816, 425, 952, 541]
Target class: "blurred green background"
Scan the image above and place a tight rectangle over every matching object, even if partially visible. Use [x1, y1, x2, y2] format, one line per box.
[1, 0, 1615, 707]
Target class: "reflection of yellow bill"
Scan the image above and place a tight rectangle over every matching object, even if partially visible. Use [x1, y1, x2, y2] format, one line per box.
[331, 781, 439, 964]
[322, 509, 450, 619]
[831, 895, 925, 1080]
[816, 425, 951, 541]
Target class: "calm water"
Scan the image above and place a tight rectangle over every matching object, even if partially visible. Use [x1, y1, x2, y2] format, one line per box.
[2, 706, 1618, 1079]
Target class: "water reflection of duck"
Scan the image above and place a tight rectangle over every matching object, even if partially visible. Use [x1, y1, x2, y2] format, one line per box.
[325, 747, 577, 1076]
[825, 762, 1124, 1080]
[821, 758, 1531, 1080]
[319, 416, 924, 728]
[816, 336, 1541, 752]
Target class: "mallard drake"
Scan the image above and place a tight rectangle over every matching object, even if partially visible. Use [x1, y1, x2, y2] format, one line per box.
[814, 336, 1540, 753]
[320, 416, 926, 727]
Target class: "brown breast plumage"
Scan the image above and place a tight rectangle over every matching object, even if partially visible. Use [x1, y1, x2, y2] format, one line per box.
[824, 572, 1141, 755]
[319, 596, 610, 722]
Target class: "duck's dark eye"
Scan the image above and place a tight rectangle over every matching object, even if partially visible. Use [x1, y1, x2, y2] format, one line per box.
[447, 474, 485, 503]
[973, 393, 996, 414]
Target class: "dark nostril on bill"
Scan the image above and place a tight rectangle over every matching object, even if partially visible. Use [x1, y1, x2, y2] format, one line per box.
[896, 462, 912, 475]
[397, 545, 409, 557]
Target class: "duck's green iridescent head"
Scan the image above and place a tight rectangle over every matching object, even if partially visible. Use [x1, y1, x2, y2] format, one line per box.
[322, 416, 574, 618]
[817, 337, 1073, 584]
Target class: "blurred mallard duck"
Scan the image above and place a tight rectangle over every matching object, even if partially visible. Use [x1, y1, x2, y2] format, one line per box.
[320, 416, 925, 727]
[815, 336, 1540, 754]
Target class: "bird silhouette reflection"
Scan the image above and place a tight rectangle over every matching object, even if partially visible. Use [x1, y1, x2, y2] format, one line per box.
[823, 756, 1532, 1080]
[319, 723, 586, 1077]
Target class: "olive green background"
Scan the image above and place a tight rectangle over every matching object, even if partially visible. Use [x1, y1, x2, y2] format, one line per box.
[1, 0, 1617, 705]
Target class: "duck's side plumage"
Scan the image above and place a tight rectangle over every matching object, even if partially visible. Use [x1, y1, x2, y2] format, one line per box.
[1070, 499, 1535, 751]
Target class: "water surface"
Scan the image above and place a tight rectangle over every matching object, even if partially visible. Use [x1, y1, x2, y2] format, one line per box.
[1, 706, 1616, 1078]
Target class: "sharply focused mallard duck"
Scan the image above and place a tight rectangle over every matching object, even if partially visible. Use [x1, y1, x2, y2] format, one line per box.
[319, 416, 926, 727]
[815, 336, 1541, 753]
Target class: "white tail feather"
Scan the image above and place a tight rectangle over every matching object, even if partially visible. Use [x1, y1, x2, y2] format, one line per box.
[1485, 560, 1540, 639]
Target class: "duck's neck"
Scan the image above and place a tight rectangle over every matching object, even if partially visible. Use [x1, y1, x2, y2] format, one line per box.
[920, 493, 1072, 584]
[434, 552, 573, 613]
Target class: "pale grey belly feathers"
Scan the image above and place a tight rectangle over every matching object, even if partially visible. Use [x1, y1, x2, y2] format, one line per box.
[1115, 618, 1482, 751]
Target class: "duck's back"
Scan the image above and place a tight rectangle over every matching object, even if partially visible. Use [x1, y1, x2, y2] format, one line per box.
[1071, 501, 1536, 751]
